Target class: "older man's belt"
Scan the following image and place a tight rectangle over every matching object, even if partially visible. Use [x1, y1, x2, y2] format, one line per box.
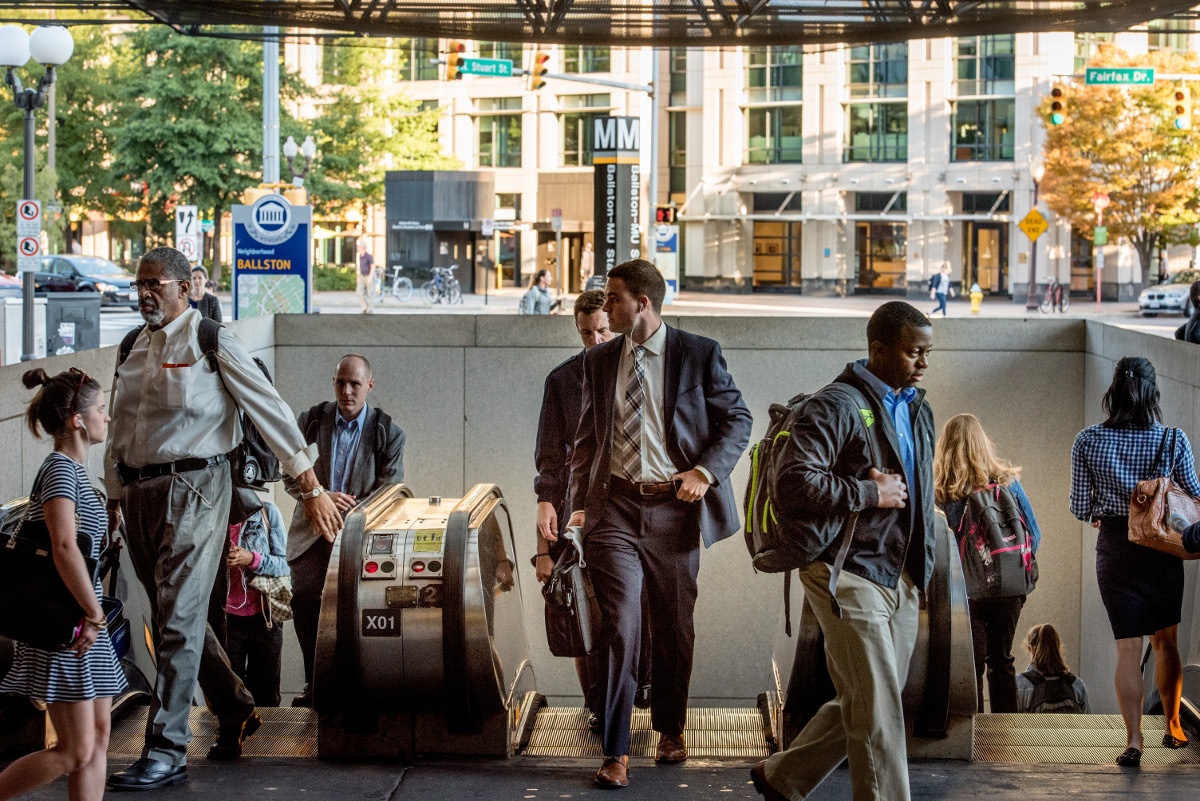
[116, 453, 229, 485]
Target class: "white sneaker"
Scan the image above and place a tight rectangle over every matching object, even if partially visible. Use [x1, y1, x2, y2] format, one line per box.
[1168, 513, 1190, 533]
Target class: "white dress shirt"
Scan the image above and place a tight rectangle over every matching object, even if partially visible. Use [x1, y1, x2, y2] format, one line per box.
[104, 308, 317, 497]
[610, 323, 680, 483]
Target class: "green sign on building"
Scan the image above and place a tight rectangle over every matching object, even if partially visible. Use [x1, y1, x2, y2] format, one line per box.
[1084, 67, 1155, 86]
[459, 57, 513, 77]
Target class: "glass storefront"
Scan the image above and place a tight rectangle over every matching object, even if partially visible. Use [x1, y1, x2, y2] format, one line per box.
[855, 222, 907, 293]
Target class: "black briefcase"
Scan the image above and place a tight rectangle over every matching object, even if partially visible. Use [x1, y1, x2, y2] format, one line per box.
[542, 532, 602, 657]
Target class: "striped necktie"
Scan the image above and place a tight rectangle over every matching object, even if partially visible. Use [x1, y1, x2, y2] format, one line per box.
[618, 345, 646, 482]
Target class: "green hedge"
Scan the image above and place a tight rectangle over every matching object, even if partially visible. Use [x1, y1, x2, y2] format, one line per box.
[314, 265, 358, 292]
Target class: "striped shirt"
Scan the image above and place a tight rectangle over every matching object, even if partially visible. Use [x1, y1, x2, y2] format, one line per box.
[1070, 422, 1200, 521]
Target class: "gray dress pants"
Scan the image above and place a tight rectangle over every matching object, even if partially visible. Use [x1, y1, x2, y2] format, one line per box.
[122, 462, 255, 766]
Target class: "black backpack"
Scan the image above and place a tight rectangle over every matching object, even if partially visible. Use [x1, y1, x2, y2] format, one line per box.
[743, 383, 880, 574]
[117, 318, 282, 490]
[955, 483, 1038, 599]
[1022, 670, 1081, 714]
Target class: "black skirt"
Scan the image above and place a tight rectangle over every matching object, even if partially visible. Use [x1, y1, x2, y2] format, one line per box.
[1095, 516, 1184, 639]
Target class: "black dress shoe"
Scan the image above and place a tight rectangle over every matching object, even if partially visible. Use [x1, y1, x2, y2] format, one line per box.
[291, 685, 313, 708]
[588, 712, 603, 733]
[207, 710, 262, 760]
[106, 758, 188, 791]
[634, 684, 651, 710]
[1116, 747, 1142, 767]
[1163, 733, 1190, 749]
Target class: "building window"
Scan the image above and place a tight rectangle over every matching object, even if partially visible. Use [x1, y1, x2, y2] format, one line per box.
[955, 35, 1015, 97]
[855, 220, 907, 293]
[746, 45, 803, 103]
[951, 99, 1014, 161]
[1148, 20, 1192, 53]
[669, 47, 688, 106]
[1073, 32, 1114, 73]
[393, 38, 439, 81]
[848, 43, 907, 99]
[560, 94, 611, 167]
[961, 192, 1011, 214]
[478, 41, 522, 62]
[753, 221, 803, 290]
[845, 103, 907, 162]
[477, 98, 523, 168]
[668, 111, 688, 195]
[563, 46, 611, 74]
[746, 106, 803, 164]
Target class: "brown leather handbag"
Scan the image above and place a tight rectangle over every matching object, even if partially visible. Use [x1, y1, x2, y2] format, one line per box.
[1128, 428, 1200, 560]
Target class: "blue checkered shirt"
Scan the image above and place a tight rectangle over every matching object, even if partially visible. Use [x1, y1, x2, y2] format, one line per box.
[1070, 422, 1200, 521]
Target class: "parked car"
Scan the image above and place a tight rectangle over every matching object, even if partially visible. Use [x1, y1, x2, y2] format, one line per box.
[1139, 269, 1200, 317]
[18, 255, 138, 308]
[0, 271, 21, 300]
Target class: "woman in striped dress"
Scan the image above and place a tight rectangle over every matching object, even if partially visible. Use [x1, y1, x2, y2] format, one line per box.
[1070, 356, 1197, 767]
[0, 368, 127, 801]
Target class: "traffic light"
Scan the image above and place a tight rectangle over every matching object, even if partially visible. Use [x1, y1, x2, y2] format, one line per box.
[1048, 86, 1065, 125]
[529, 50, 550, 91]
[1174, 85, 1192, 131]
[655, 205, 677, 224]
[446, 41, 465, 80]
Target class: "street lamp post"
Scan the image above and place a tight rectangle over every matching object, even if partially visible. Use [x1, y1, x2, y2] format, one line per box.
[1023, 158, 1047, 311]
[283, 135, 318, 186]
[0, 25, 73, 362]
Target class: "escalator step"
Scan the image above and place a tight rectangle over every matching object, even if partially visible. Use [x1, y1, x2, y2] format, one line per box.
[522, 707, 770, 758]
[108, 706, 317, 759]
[973, 713, 1200, 765]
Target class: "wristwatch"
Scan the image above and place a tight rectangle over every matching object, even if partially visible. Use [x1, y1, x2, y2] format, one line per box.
[299, 486, 325, 500]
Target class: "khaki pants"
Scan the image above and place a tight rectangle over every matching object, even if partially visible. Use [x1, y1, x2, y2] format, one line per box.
[764, 562, 920, 801]
[357, 273, 373, 313]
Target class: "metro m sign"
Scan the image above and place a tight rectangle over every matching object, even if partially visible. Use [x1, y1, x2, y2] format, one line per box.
[593, 116, 640, 159]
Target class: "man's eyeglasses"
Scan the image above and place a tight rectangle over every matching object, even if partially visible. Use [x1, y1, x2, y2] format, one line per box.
[133, 278, 181, 293]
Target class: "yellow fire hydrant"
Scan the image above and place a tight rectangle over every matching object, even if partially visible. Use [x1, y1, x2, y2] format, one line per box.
[969, 282, 984, 314]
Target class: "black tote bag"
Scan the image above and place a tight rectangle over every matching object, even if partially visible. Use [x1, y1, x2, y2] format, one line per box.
[0, 496, 101, 652]
[542, 529, 602, 657]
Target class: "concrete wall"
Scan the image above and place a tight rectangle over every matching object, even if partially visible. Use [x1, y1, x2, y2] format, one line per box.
[8, 313, 1191, 712]
[275, 314, 1090, 706]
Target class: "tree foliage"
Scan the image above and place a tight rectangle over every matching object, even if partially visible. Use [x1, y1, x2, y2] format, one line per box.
[1038, 47, 1200, 286]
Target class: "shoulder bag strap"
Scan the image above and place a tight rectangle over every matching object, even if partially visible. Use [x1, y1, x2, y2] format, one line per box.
[824, 383, 881, 619]
[1150, 426, 1174, 479]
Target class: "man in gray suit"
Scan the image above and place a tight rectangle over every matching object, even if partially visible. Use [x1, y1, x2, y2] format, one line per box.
[286, 354, 405, 706]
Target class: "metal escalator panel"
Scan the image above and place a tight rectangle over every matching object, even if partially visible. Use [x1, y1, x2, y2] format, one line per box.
[522, 707, 771, 758]
[315, 483, 536, 759]
[974, 713, 1200, 765]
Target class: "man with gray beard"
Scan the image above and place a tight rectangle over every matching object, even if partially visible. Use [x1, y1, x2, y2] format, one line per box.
[103, 247, 340, 790]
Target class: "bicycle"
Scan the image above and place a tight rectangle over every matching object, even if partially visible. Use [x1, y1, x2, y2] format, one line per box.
[1039, 277, 1069, 314]
[422, 265, 463, 305]
[374, 264, 413, 303]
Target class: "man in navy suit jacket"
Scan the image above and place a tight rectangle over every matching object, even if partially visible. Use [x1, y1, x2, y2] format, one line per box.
[567, 260, 752, 788]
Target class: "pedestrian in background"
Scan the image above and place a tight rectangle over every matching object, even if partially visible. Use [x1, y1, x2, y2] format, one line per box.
[0, 368, 126, 801]
[1173, 281, 1200, 343]
[189, 266, 223, 322]
[934, 413, 1041, 713]
[1016, 623, 1089, 714]
[1070, 356, 1196, 766]
[356, 241, 375, 314]
[520, 269, 560, 315]
[929, 263, 955, 317]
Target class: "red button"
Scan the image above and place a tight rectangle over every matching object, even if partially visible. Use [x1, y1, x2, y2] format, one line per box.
[412, 561, 425, 573]
[365, 561, 379, 574]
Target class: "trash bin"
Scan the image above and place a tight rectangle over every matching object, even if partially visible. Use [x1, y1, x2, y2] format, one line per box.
[0, 297, 47, 365]
[45, 292, 101, 357]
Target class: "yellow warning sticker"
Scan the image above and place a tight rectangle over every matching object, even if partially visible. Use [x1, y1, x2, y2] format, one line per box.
[412, 529, 444, 553]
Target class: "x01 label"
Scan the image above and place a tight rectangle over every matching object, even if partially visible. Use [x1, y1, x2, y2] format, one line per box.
[361, 609, 401, 637]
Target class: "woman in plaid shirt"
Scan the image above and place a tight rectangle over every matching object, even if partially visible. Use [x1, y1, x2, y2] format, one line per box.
[1070, 356, 1198, 766]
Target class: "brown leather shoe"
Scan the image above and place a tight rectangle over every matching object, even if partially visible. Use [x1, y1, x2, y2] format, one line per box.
[655, 733, 688, 763]
[750, 761, 788, 801]
[595, 755, 629, 788]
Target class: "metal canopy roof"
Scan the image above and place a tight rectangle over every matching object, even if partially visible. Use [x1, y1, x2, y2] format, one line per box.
[34, 1, 1200, 47]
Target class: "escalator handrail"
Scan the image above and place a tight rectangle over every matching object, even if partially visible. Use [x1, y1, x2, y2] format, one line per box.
[441, 506, 476, 733]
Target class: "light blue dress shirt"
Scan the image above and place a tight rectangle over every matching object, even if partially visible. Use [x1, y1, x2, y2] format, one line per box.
[854, 360, 917, 483]
[330, 404, 369, 494]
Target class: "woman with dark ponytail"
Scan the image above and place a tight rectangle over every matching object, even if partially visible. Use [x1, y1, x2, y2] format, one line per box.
[1070, 356, 1199, 767]
[0, 368, 126, 800]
